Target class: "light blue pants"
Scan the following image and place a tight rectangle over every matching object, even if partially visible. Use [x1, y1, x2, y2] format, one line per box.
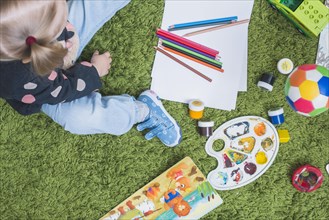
[41, 0, 138, 135]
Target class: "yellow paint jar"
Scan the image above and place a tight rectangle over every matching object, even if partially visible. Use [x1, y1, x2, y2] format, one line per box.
[188, 99, 204, 119]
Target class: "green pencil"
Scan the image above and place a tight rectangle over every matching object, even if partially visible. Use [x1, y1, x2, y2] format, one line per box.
[162, 43, 223, 69]
[160, 39, 222, 67]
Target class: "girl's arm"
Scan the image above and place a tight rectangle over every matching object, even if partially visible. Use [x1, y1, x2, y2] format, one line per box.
[14, 61, 102, 105]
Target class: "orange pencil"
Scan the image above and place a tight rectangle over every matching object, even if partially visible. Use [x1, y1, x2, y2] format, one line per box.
[162, 46, 224, 73]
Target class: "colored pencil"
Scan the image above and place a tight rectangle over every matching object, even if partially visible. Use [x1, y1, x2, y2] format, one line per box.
[156, 29, 219, 57]
[154, 46, 212, 82]
[157, 28, 219, 57]
[161, 43, 223, 70]
[182, 19, 250, 37]
[161, 39, 222, 65]
[160, 40, 222, 68]
[162, 46, 224, 73]
[157, 35, 218, 60]
[168, 16, 238, 31]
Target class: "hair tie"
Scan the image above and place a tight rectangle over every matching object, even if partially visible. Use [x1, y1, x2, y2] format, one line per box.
[26, 36, 37, 46]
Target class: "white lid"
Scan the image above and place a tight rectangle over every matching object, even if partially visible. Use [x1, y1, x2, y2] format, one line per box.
[268, 107, 284, 116]
[198, 121, 215, 127]
[277, 58, 294, 74]
[257, 81, 273, 91]
[189, 99, 204, 111]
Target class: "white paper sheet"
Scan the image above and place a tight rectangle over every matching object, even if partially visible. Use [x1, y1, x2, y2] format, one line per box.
[151, 0, 254, 110]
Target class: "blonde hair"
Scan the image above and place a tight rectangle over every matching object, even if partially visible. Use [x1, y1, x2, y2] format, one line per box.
[0, 0, 68, 75]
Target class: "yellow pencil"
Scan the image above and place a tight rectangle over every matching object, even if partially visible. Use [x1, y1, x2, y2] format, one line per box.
[183, 19, 250, 37]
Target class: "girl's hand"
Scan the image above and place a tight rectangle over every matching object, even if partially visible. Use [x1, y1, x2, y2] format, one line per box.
[91, 50, 112, 77]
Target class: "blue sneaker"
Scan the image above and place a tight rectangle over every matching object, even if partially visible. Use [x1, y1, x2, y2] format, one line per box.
[137, 90, 182, 147]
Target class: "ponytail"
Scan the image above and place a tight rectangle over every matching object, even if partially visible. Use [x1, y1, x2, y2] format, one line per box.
[0, 0, 69, 75]
[26, 38, 68, 76]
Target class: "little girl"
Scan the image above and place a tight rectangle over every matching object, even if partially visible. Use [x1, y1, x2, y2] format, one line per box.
[0, 0, 182, 147]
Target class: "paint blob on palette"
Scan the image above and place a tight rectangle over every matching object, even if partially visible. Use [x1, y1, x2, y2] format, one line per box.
[205, 116, 279, 190]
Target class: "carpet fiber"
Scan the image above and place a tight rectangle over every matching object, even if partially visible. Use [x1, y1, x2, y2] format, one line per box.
[1, 0, 328, 219]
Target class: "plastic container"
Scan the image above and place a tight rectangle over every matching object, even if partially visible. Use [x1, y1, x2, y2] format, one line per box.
[189, 99, 204, 119]
[198, 121, 214, 137]
[278, 129, 290, 143]
[257, 73, 275, 91]
[277, 58, 294, 74]
[268, 107, 284, 125]
[292, 165, 323, 192]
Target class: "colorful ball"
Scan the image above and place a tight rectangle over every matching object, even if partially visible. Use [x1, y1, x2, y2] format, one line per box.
[284, 64, 329, 117]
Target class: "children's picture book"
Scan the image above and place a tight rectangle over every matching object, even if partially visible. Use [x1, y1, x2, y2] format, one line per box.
[100, 157, 223, 220]
[316, 0, 329, 69]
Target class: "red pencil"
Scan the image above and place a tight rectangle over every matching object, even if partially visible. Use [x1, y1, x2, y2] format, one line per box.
[156, 29, 219, 58]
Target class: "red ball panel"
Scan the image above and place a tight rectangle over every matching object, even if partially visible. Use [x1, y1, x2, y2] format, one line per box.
[298, 64, 317, 71]
[294, 98, 314, 113]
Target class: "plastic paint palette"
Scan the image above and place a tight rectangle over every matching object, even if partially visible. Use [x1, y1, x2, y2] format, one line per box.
[205, 116, 279, 190]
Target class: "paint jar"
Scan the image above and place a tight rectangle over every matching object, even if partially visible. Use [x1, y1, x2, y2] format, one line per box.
[188, 99, 204, 119]
[292, 165, 323, 192]
[277, 58, 294, 75]
[268, 107, 284, 125]
[278, 129, 290, 143]
[198, 121, 214, 137]
[257, 72, 275, 91]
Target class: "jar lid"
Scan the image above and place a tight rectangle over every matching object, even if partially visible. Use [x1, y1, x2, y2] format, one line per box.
[198, 121, 214, 127]
[257, 73, 275, 91]
[268, 107, 284, 116]
[189, 99, 204, 111]
[257, 81, 273, 91]
[277, 58, 294, 74]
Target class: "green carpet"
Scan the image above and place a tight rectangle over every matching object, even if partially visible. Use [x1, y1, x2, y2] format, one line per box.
[1, 0, 328, 219]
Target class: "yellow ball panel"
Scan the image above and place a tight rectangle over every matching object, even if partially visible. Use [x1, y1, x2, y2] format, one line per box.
[299, 80, 320, 100]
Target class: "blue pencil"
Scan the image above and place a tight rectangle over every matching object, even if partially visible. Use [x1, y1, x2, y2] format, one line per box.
[168, 16, 238, 31]
[156, 35, 220, 60]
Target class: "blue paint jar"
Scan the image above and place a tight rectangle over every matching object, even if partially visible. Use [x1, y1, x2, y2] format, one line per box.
[268, 107, 284, 125]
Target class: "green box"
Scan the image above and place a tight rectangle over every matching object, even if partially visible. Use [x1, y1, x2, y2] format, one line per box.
[267, 0, 329, 37]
